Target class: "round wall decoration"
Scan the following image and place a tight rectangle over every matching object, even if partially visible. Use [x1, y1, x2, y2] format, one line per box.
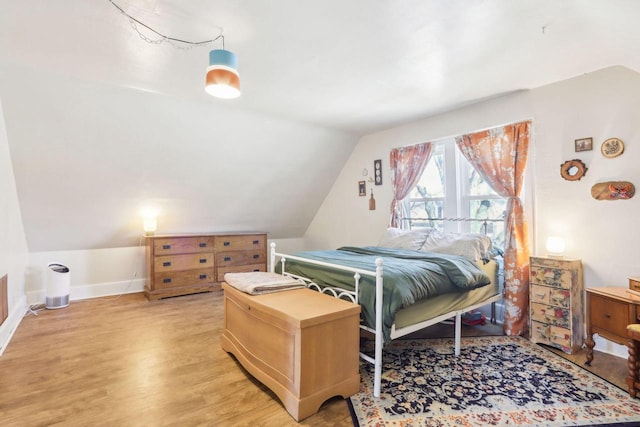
[601, 138, 624, 158]
[560, 159, 588, 181]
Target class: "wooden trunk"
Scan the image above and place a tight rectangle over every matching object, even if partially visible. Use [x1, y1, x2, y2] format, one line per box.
[221, 283, 361, 421]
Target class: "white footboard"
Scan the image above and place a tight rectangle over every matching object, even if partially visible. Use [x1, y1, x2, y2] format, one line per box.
[269, 242, 502, 399]
[270, 242, 385, 398]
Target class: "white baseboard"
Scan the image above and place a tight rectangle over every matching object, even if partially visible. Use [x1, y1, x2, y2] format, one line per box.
[26, 278, 146, 305]
[0, 295, 27, 356]
[592, 335, 627, 359]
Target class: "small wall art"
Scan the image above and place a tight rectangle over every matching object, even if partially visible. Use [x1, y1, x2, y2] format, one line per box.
[374, 159, 382, 185]
[591, 181, 635, 200]
[560, 159, 587, 181]
[574, 137, 593, 152]
[358, 181, 366, 196]
[601, 138, 624, 158]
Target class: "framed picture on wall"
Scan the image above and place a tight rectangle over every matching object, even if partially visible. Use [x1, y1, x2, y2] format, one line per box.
[575, 137, 593, 152]
[374, 159, 382, 185]
[358, 181, 366, 196]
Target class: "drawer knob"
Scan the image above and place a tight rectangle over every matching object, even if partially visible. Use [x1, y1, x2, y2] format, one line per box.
[223, 241, 230, 246]
[224, 256, 231, 262]
[163, 278, 171, 283]
[163, 261, 171, 267]
[199, 242, 207, 248]
[162, 245, 171, 250]
[605, 313, 611, 319]
[199, 274, 207, 280]
[253, 240, 259, 245]
[199, 258, 207, 264]
[253, 254, 260, 259]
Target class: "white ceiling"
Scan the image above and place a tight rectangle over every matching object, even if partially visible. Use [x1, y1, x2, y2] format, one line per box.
[2, 0, 640, 252]
[2, 0, 639, 135]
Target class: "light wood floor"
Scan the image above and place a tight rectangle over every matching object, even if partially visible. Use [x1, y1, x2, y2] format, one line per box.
[0, 291, 630, 426]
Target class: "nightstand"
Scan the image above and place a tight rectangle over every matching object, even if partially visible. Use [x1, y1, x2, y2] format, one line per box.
[585, 287, 640, 365]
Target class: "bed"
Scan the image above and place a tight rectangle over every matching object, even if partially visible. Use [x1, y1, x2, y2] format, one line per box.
[270, 227, 503, 398]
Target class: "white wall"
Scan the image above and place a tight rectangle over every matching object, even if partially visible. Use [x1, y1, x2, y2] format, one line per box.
[24, 237, 303, 304]
[304, 88, 534, 250]
[305, 65, 640, 358]
[0, 96, 29, 355]
[1, 62, 358, 253]
[26, 246, 146, 304]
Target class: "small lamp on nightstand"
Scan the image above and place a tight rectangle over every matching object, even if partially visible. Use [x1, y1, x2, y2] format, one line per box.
[546, 236, 566, 258]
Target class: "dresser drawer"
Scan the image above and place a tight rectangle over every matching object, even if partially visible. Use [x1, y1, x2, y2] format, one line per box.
[530, 284, 550, 305]
[548, 325, 571, 349]
[217, 264, 266, 282]
[216, 250, 266, 267]
[153, 237, 215, 255]
[531, 302, 570, 329]
[215, 234, 265, 251]
[154, 268, 214, 290]
[549, 288, 571, 308]
[154, 253, 214, 272]
[589, 294, 630, 338]
[530, 266, 572, 289]
[531, 321, 570, 346]
[531, 321, 550, 342]
[530, 285, 571, 308]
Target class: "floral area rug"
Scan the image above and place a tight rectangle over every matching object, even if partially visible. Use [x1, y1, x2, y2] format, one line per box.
[348, 335, 640, 426]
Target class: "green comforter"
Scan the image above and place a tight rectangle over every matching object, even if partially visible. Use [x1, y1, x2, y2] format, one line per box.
[277, 246, 491, 342]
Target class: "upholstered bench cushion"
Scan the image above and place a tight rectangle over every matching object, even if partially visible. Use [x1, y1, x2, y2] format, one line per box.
[627, 323, 640, 337]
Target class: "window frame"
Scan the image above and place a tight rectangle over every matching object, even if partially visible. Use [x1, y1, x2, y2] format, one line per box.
[402, 138, 506, 238]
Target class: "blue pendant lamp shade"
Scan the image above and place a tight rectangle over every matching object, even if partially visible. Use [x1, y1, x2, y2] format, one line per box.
[205, 49, 241, 99]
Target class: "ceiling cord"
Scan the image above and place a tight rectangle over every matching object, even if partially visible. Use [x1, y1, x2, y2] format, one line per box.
[107, 0, 224, 49]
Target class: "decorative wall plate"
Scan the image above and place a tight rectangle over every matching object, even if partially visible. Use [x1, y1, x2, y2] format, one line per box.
[560, 159, 587, 181]
[591, 181, 635, 200]
[601, 138, 624, 158]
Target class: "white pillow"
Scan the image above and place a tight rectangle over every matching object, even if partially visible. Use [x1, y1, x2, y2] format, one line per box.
[378, 227, 431, 251]
[420, 230, 493, 261]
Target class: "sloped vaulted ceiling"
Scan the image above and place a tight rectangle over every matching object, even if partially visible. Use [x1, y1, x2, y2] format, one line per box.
[0, 64, 356, 251]
[1, 0, 640, 252]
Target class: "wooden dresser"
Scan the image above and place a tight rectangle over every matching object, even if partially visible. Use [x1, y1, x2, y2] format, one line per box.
[529, 256, 583, 354]
[585, 287, 640, 365]
[144, 232, 267, 300]
[221, 283, 361, 421]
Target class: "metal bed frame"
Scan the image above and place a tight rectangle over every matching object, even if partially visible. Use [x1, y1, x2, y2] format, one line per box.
[269, 236, 503, 398]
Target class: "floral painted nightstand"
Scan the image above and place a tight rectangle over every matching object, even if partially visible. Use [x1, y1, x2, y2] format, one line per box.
[529, 256, 584, 354]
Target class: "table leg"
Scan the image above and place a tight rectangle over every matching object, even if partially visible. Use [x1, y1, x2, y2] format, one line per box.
[585, 334, 595, 365]
[628, 338, 638, 398]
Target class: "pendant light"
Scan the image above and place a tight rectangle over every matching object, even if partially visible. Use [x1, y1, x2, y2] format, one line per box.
[108, 1, 240, 99]
[205, 48, 241, 99]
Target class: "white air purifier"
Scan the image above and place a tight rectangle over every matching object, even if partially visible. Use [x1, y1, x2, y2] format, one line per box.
[45, 263, 70, 309]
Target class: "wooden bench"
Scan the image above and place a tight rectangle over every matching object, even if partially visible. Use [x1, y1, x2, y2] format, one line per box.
[221, 283, 361, 421]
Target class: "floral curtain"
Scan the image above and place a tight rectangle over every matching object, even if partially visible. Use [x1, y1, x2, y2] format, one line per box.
[389, 142, 432, 228]
[455, 120, 531, 336]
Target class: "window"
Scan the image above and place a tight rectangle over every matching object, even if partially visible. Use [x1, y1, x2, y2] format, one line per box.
[403, 139, 506, 249]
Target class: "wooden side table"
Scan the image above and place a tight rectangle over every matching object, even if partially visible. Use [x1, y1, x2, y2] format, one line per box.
[585, 287, 640, 365]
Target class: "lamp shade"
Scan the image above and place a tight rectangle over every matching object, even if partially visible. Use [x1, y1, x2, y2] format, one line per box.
[546, 236, 565, 257]
[143, 217, 157, 236]
[205, 49, 240, 99]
